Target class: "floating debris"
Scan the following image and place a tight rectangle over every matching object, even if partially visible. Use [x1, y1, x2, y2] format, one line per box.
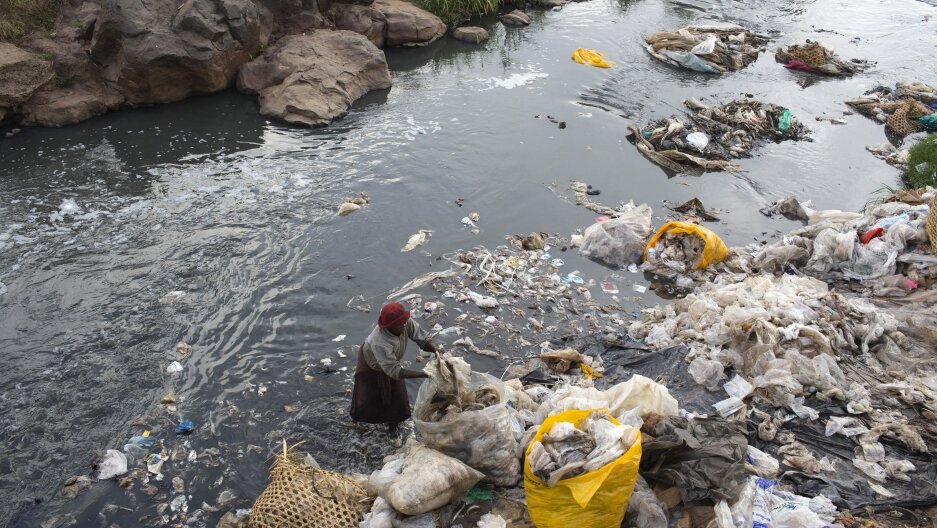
[775, 41, 871, 76]
[645, 24, 768, 74]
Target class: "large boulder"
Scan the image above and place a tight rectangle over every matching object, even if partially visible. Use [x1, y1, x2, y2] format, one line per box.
[334, 3, 387, 47]
[501, 9, 530, 26]
[335, 0, 444, 48]
[88, 0, 275, 104]
[237, 30, 392, 126]
[0, 43, 54, 120]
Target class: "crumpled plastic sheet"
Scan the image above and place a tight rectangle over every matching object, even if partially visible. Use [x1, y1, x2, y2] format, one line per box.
[640, 416, 748, 503]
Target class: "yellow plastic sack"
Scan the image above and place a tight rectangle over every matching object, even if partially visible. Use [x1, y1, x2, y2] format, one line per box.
[643, 221, 729, 269]
[524, 409, 641, 528]
[571, 48, 612, 68]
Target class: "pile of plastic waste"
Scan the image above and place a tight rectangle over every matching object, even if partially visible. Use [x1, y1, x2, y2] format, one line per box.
[644, 24, 768, 74]
[628, 98, 810, 173]
[775, 41, 870, 76]
[847, 82, 937, 136]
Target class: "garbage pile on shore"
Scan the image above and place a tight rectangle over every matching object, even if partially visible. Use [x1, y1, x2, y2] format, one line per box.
[239, 187, 937, 528]
[847, 82, 937, 136]
[627, 98, 810, 173]
[644, 24, 768, 74]
[775, 41, 870, 77]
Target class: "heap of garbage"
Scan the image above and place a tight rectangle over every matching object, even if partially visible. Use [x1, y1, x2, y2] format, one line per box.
[627, 98, 810, 173]
[644, 24, 768, 74]
[847, 82, 937, 136]
[775, 41, 870, 77]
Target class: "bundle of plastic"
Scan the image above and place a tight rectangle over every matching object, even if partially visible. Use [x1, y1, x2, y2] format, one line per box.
[644, 24, 768, 74]
[527, 412, 639, 487]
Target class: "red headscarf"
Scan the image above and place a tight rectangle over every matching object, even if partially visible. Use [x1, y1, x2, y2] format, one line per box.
[378, 302, 410, 329]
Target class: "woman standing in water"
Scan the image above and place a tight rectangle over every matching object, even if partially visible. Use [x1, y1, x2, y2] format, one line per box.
[350, 302, 437, 424]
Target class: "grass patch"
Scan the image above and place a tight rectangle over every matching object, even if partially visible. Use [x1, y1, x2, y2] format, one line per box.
[904, 134, 937, 189]
[416, 0, 500, 26]
[0, 0, 60, 42]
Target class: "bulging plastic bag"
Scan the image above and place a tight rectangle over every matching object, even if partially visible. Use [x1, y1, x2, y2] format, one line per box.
[414, 372, 521, 486]
[368, 440, 484, 516]
[688, 357, 725, 390]
[96, 449, 128, 480]
[579, 203, 653, 269]
[643, 221, 729, 270]
[622, 475, 668, 528]
[524, 410, 642, 528]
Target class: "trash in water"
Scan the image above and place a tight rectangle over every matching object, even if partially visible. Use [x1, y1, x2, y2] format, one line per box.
[847, 82, 937, 136]
[522, 232, 545, 250]
[175, 420, 194, 435]
[601, 281, 619, 294]
[551, 258, 565, 267]
[571, 48, 612, 68]
[628, 98, 809, 173]
[760, 195, 814, 222]
[671, 197, 720, 221]
[775, 41, 871, 76]
[401, 230, 432, 252]
[632, 284, 647, 293]
[579, 202, 654, 269]
[175, 342, 192, 360]
[166, 361, 183, 373]
[332, 334, 346, 342]
[337, 202, 360, 216]
[562, 274, 584, 284]
[643, 221, 729, 272]
[96, 449, 128, 480]
[644, 24, 768, 74]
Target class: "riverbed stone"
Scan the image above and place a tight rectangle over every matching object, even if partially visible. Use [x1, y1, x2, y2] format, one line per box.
[452, 26, 489, 44]
[373, 0, 445, 47]
[0, 43, 54, 108]
[501, 9, 531, 26]
[236, 31, 391, 127]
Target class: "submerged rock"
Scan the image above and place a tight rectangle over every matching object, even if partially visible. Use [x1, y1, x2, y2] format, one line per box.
[453, 26, 490, 44]
[501, 9, 531, 26]
[237, 31, 392, 127]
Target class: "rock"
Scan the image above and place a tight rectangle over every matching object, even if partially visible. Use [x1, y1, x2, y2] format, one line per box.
[452, 26, 489, 44]
[0, 43, 54, 110]
[501, 9, 530, 26]
[373, 0, 445, 47]
[334, 3, 388, 47]
[537, 0, 566, 6]
[217, 511, 247, 528]
[237, 31, 391, 126]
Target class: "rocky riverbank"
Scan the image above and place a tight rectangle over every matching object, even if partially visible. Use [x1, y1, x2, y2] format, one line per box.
[0, 0, 448, 128]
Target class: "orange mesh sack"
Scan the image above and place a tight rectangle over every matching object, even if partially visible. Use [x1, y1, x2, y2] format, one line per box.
[249, 442, 371, 528]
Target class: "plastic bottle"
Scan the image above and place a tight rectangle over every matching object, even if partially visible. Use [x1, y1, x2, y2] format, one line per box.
[777, 109, 792, 131]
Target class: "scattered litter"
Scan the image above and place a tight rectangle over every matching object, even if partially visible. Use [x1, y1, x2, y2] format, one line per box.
[175, 420, 194, 435]
[571, 48, 612, 68]
[332, 334, 346, 342]
[671, 197, 720, 221]
[96, 450, 128, 480]
[601, 282, 619, 294]
[175, 342, 192, 360]
[775, 41, 870, 76]
[644, 24, 768, 74]
[632, 284, 647, 293]
[760, 195, 814, 222]
[166, 361, 183, 374]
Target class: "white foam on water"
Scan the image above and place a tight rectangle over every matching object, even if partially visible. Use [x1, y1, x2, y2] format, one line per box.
[482, 72, 549, 90]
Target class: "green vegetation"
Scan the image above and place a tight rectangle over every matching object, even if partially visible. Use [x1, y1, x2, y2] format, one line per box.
[416, 0, 499, 26]
[905, 134, 937, 189]
[0, 0, 60, 42]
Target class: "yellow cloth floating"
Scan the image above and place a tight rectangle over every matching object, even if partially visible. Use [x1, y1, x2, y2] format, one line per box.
[643, 221, 729, 270]
[571, 48, 612, 68]
[524, 409, 641, 528]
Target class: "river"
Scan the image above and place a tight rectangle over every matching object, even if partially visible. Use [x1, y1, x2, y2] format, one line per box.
[1, 0, 934, 525]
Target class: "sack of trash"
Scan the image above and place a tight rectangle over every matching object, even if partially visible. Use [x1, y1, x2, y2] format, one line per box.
[413, 355, 521, 486]
[250, 441, 371, 528]
[628, 98, 809, 173]
[643, 221, 729, 272]
[847, 82, 937, 136]
[644, 24, 768, 74]
[524, 409, 642, 528]
[367, 439, 484, 516]
[579, 202, 653, 268]
[775, 41, 869, 77]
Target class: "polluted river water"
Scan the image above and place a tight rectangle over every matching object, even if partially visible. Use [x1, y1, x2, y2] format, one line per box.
[1, 0, 936, 524]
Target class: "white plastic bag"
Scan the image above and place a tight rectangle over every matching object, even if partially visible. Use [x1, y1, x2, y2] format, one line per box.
[685, 132, 710, 150]
[691, 34, 718, 54]
[688, 357, 725, 390]
[368, 441, 484, 516]
[579, 202, 653, 269]
[623, 475, 668, 528]
[96, 449, 128, 480]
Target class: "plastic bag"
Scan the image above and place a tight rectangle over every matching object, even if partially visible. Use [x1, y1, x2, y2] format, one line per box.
[660, 50, 721, 73]
[745, 446, 779, 478]
[688, 357, 725, 390]
[643, 221, 729, 270]
[691, 34, 718, 55]
[724, 375, 754, 399]
[685, 132, 710, 150]
[476, 513, 507, 528]
[524, 409, 642, 528]
[622, 475, 667, 528]
[359, 497, 397, 528]
[96, 449, 128, 480]
[414, 373, 521, 486]
[805, 229, 855, 272]
[368, 441, 484, 516]
[579, 203, 653, 268]
[571, 48, 612, 68]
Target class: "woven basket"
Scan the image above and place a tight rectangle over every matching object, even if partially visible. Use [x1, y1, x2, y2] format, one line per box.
[927, 196, 937, 255]
[886, 99, 932, 136]
[249, 441, 371, 528]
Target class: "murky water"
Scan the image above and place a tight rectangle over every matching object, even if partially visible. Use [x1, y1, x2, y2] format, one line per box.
[1, 0, 935, 525]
